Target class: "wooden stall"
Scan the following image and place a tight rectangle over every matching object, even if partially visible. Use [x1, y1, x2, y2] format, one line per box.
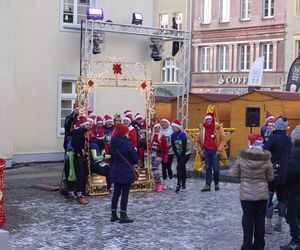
[170, 93, 237, 128]
[154, 96, 175, 121]
[230, 90, 300, 157]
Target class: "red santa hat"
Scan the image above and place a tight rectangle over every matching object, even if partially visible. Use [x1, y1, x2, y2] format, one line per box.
[248, 134, 263, 148]
[96, 116, 103, 124]
[134, 113, 143, 120]
[124, 109, 133, 117]
[153, 123, 161, 129]
[267, 118, 276, 126]
[88, 110, 96, 118]
[266, 110, 274, 123]
[87, 118, 94, 124]
[161, 117, 171, 125]
[123, 115, 132, 123]
[104, 114, 113, 123]
[171, 120, 182, 129]
[204, 112, 214, 121]
[78, 116, 90, 127]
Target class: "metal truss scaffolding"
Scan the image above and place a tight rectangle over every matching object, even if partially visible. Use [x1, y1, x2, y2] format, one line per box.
[80, 20, 192, 127]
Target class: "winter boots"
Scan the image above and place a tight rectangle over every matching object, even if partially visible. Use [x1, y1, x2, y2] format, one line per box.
[168, 179, 174, 189]
[265, 218, 273, 234]
[273, 217, 284, 232]
[201, 185, 211, 192]
[111, 211, 120, 222]
[119, 211, 134, 223]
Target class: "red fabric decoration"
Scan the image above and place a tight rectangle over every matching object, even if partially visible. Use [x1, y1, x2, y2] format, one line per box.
[140, 81, 147, 89]
[113, 64, 122, 74]
[87, 80, 94, 87]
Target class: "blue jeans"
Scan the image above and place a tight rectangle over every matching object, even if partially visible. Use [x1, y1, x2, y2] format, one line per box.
[204, 150, 219, 186]
[111, 183, 131, 212]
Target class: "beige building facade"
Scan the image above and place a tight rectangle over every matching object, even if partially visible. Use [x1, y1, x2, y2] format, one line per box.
[0, 0, 153, 166]
[152, 0, 191, 96]
[285, 0, 300, 91]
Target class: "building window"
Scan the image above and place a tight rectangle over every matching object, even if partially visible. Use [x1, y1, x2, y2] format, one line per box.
[201, 0, 212, 24]
[218, 46, 229, 71]
[261, 43, 273, 70]
[160, 14, 168, 29]
[199, 47, 210, 72]
[240, 0, 251, 20]
[162, 58, 178, 84]
[263, 0, 274, 18]
[61, 0, 88, 28]
[57, 77, 77, 137]
[173, 12, 183, 30]
[239, 44, 250, 71]
[219, 0, 230, 22]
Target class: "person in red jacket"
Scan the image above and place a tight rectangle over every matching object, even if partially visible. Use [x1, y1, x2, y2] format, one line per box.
[94, 116, 104, 139]
[151, 123, 169, 192]
[123, 115, 137, 149]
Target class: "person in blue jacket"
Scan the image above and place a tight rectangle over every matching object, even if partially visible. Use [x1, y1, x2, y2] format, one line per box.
[110, 123, 138, 223]
[170, 120, 191, 193]
[264, 116, 292, 233]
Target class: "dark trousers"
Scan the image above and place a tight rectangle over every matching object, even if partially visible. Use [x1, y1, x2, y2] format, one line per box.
[176, 154, 190, 187]
[286, 193, 300, 243]
[241, 200, 267, 250]
[267, 179, 286, 218]
[92, 163, 112, 189]
[73, 155, 88, 193]
[204, 150, 219, 186]
[162, 154, 174, 180]
[111, 183, 131, 212]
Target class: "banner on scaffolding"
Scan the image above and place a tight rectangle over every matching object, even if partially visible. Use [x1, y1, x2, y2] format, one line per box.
[286, 56, 300, 92]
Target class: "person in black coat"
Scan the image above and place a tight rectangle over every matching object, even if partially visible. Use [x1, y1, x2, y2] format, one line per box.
[110, 123, 138, 223]
[280, 125, 300, 250]
[263, 117, 292, 233]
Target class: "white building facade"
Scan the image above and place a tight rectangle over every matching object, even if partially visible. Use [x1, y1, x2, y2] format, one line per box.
[0, 0, 153, 166]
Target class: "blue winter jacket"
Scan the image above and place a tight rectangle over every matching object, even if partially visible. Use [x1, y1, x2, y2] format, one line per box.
[110, 134, 138, 184]
[263, 130, 292, 184]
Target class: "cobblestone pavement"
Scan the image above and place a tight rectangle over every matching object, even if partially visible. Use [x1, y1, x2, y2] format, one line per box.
[3, 163, 291, 250]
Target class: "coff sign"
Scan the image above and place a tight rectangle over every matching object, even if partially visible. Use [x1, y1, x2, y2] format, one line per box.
[218, 75, 248, 85]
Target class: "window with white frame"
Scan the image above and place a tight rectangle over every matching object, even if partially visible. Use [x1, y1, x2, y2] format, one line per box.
[263, 0, 274, 18]
[220, 0, 230, 22]
[239, 44, 250, 71]
[261, 43, 273, 70]
[58, 77, 77, 137]
[240, 0, 251, 20]
[62, 0, 88, 28]
[160, 14, 168, 29]
[58, 76, 95, 137]
[201, 0, 212, 24]
[199, 46, 210, 71]
[173, 12, 183, 30]
[162, 58, 178, 84]
[218, 46, 229, 71]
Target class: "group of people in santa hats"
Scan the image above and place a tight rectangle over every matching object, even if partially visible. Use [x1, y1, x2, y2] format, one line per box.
[62, 105, 192, 205]
[231, 110, 300, 250]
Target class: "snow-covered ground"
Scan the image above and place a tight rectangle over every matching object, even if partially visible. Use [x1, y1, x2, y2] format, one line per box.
[4, 177, 290, 250]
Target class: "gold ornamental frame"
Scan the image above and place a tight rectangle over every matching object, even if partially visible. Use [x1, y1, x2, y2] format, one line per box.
[76, 57, 155, 195]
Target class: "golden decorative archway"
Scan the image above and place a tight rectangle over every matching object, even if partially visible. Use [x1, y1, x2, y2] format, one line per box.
[76, 57, 155, 195]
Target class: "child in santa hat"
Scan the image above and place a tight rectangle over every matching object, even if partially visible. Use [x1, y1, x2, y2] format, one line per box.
[171, 120, 191, 193]
[103, 114, 114, 160]
[134, 113, 147, 168]
[151, 123, 169, 192]
[160, 117, 175, 189]
[112, 114, 122, 139]
[123, 115, 137, 149]
[261, 110, 275, 138]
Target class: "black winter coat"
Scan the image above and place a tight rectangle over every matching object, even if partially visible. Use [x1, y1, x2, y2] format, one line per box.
[285, 143, 300, 193]
[263, 130, 292, 184]
[110, 134, 138, 184]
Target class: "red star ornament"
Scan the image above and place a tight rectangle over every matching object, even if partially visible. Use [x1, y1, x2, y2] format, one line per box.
[140, 81, 147, 90]
[113, 64, 122, 75]
[87, 80, 94, 87]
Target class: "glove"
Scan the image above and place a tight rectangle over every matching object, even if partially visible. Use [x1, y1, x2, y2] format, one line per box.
[163, 155, 168, 164]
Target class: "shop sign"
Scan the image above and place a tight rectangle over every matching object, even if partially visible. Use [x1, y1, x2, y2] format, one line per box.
[218, 75, 248, 85]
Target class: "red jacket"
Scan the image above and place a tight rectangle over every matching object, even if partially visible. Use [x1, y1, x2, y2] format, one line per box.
[151, 133, 169, 158]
